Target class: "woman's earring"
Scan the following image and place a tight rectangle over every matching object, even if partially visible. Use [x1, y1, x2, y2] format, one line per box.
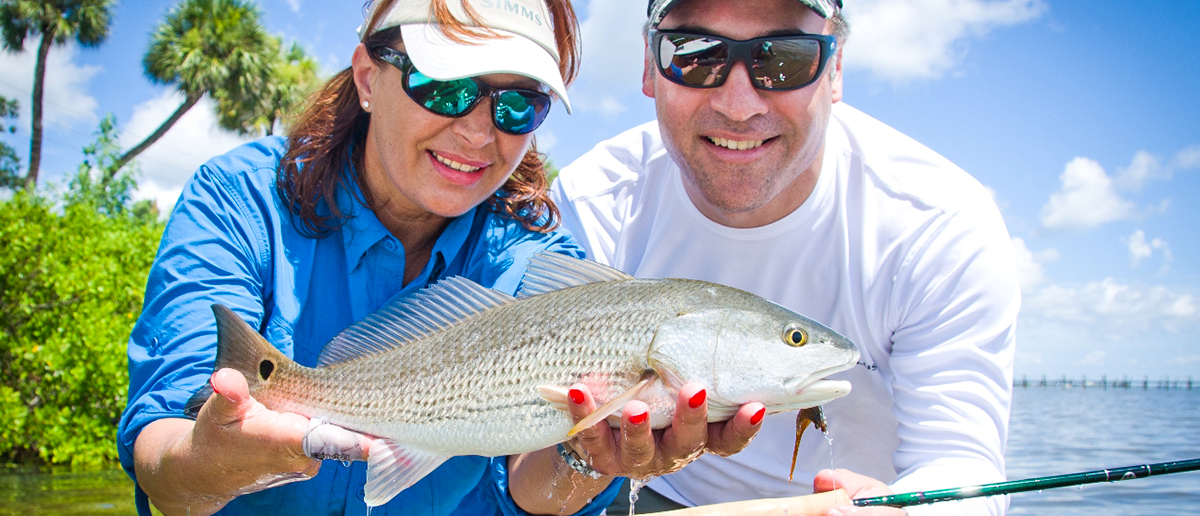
[362, 100, 370, 110]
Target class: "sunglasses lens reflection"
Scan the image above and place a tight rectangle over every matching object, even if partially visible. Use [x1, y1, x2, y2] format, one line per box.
[408, 72, 480, 116]
[753, 39, 821, 89]
[657, 33, 826, 90]
[495, 90, 551, 135]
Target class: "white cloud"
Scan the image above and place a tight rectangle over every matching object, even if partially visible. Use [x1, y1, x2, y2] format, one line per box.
[1115, 150, 1165, 191]
[1024, 278, 1200, 332]
[1011, 237, 1058, 293]
[284, 0, 300, 12]
[1171, 143, 1200, 171]
[536, 129, 558, 153]
[557, 0, 1049, 124]
[1039, 157, 1134, 232]
[842, 0, 1047, 81]
[1076, 350, 1107, 366]
[565, 0, 649, 117]
[0, 39, 100, 129]
[1125, 229, 1171, 271]
[120, 91, 256, 214]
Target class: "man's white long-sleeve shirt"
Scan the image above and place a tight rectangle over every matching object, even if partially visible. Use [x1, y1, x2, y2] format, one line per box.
[551, 103, 1020, 516]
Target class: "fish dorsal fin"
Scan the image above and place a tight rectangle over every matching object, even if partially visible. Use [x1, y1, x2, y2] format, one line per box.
[516, 252, 634, 298]
[317, 276, 515, 366]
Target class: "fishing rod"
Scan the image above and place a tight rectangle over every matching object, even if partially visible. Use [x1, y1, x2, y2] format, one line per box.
[855, 457, 1200, 509]
[655, 458, 1200, 515]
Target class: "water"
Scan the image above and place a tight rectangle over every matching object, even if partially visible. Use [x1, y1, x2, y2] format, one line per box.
[1005, 387, 1200, 515]
[626, 476, 656, 516]
[0, 464, 146, 515]
[2, 388, 1197, 515]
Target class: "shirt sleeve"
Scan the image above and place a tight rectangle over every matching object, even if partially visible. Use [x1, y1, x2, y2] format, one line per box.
[886, 197, 1020, 516]
[117, 163, 274, 485]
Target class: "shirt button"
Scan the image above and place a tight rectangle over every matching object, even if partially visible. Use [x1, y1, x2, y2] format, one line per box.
[384, 240, 396, 251]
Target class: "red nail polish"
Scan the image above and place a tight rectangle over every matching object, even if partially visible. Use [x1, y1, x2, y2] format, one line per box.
[568, 388, 585, 405]
[629, 411, 648, 425]
[688, 389, 706, 409]
[750, 407, 766, 425]
[210, 374, 221, 395]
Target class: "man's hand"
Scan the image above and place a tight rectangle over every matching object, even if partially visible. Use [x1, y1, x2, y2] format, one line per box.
[814, 469, 906, 516]
[565, 382, 765, 478]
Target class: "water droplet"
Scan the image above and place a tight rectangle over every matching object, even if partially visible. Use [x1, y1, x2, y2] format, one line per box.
[628, 476, 656, 516]
[820, 424, 836, 470]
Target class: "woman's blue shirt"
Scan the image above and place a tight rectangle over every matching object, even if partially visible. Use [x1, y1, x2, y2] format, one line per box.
[116, 136, 619, 515]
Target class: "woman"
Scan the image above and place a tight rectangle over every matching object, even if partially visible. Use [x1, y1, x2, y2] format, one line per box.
[118, 0, 763, 515]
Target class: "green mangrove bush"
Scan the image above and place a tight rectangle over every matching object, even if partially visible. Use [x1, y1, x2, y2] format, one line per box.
[0, 192, 164, 465]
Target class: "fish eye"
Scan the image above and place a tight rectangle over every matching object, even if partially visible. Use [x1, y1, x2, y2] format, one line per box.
[783, 324, 808, 347]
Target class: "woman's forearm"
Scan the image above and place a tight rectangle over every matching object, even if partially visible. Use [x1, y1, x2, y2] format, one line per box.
[508, 446, 615, 515]
[132, 371, 322, 516]
[134, 418, 238, 516]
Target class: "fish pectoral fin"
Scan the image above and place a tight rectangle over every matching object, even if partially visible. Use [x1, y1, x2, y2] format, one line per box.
[567, 376, 655, 437]
[364, 438, 450, 507]
[538, 385, 571, 412]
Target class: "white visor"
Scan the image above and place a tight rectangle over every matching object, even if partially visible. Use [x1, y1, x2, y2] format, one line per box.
[400, 24, 571, 113]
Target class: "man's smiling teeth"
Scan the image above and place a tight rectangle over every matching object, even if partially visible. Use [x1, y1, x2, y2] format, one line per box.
[433, 152, 482, 173]
[708, 137, 765, 151]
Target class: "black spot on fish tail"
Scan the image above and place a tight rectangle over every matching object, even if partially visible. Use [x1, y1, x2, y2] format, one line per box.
[260, 359, 275, 380]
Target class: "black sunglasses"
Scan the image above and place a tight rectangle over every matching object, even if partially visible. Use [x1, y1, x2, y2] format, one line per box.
[372, 46, 553, 135]
[649, 30, 837, 91]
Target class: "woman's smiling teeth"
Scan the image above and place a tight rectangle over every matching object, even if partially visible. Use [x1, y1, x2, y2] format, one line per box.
[708, 137, 765, 151]
[433, 152, 483, 173]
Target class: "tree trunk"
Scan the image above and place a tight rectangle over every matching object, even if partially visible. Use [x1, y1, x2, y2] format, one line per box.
[106, 92, 203, 183]
[24, 33, 53, 192]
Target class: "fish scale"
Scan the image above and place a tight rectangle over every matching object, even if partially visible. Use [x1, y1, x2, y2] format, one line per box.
[200, 252, 860, 507]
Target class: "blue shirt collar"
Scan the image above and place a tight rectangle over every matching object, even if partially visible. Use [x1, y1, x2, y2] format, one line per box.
[337, 177, 476, 274]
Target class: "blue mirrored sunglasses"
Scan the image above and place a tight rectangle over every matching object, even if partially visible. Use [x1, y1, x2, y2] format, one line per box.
[372, 46, 553, 135]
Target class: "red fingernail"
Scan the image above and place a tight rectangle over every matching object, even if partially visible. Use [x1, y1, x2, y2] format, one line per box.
[750, 407, 766, 425]
[210, 374, 221, 395]
[629, 411, 648, 425]
[568, 388, 585, 405]
[688, 389, 706, 409]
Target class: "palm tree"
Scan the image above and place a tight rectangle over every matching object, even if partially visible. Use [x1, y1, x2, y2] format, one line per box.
[106, 0, 271, 179]
[0, 0, 113, 192]
[215, 38, 320, 137]
[1, 95, 21, 190]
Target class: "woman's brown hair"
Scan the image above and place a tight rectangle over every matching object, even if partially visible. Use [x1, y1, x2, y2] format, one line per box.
[278, 0, 580, 237]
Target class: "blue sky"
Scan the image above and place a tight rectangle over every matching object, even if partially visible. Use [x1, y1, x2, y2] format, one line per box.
[1, 0, 1197, 380]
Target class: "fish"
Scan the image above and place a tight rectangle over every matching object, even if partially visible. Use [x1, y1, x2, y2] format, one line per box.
[199, 252, 860, 506]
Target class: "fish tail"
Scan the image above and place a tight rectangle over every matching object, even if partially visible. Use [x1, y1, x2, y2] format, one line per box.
[211, 303, 293, 396]
[185, 304, 294, 417]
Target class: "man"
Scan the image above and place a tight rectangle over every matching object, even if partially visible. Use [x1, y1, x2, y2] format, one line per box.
[551, 0, 1020, 515]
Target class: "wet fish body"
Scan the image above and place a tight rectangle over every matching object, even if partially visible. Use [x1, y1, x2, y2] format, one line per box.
[208, 252, 859, 505]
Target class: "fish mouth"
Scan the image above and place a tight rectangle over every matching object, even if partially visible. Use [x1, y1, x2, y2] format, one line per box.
[770, 379, 852, 412]
[774, 361, 857, 411]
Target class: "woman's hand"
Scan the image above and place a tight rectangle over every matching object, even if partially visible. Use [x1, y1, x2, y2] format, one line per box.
[133, 368, 370, 516]
[507, 381, 764, 515]
[568, 381, 764, 478]
[814, 469, 906, 516]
